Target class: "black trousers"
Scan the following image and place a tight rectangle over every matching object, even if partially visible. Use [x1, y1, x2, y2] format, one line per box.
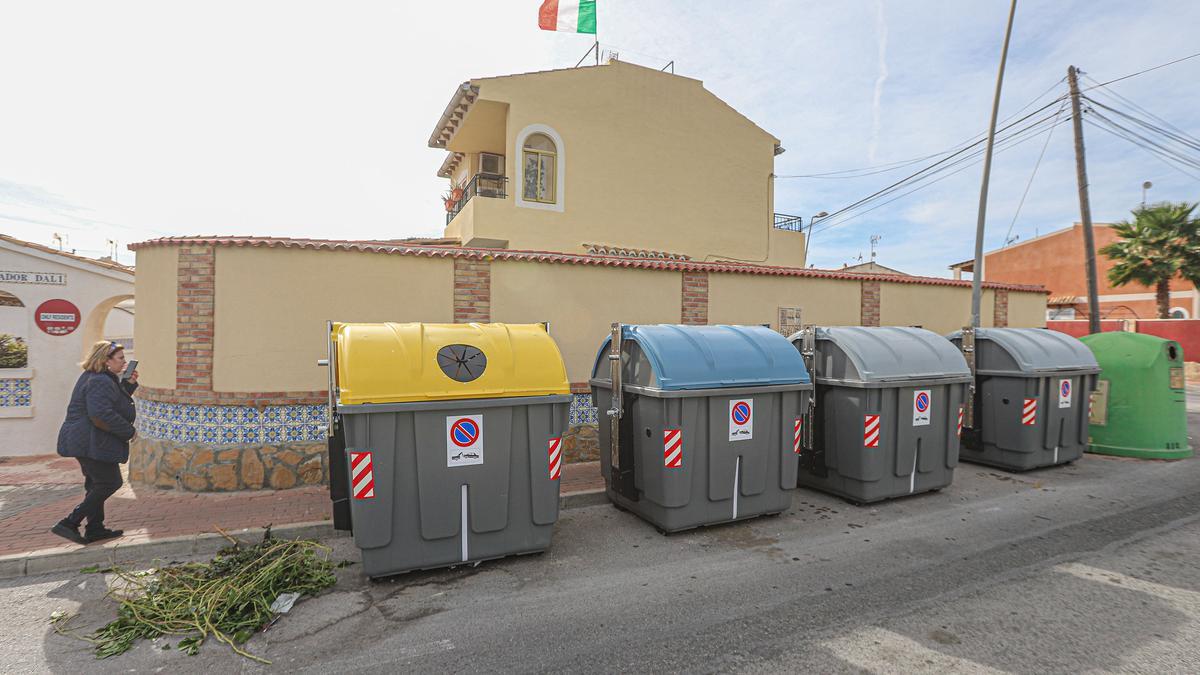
[64, 457, 123, 531]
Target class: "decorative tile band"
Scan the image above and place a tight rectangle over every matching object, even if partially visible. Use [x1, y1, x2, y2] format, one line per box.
[569, 393, 598, 425]
[135, 399, 326, 445]
[0, 378, 31, 407]
[135, 394, 599, 446]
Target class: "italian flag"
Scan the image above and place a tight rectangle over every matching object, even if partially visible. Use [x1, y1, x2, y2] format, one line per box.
[539, 0, 597, 34]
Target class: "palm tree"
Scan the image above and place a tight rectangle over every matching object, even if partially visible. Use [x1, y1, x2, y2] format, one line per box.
[1100, 202, 1197, 319]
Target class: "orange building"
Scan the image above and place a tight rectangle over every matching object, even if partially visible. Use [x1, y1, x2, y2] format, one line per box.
[951, 223, 1199, 320]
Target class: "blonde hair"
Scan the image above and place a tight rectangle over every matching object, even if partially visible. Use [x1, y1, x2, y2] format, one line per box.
[81, 340, 123, 373]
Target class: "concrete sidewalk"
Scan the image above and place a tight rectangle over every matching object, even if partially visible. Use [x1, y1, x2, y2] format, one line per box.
[0, 455, 605, 579]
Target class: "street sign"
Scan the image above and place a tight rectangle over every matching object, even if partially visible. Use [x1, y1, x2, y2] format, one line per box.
[34, 299, 80, 336]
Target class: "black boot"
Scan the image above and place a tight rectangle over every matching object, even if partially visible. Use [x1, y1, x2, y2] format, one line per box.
[84, 527, 124, 543]
[50, 520, 87, 545]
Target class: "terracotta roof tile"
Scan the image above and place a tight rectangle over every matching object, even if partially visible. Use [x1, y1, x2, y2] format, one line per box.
[127, 235, 1047, 293]
[1, 233, 134, 274]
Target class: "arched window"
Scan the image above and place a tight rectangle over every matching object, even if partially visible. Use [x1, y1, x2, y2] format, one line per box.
[514, 124, 565, 212]
[522, 133, 557, 204]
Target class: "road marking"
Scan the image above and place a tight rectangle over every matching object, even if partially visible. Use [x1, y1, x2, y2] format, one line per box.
[1056, 563, 1200, 613]
[823, 626, 1011, 674]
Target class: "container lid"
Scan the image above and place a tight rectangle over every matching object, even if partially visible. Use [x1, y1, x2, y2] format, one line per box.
[1079, 331, 1184, 367]
[947, 327, 1100, 375]
[592, 324, 811, 391]
[801, 326, 971, 385]
[334, 322, 570, 405]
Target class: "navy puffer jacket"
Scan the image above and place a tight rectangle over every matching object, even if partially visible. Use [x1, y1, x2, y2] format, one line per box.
[57, 370, 138, 464]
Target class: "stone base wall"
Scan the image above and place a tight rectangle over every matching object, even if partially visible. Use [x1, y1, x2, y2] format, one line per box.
[129, 436, 327, 492]
[128, 394, 600, 492]
[562, 423, 599, 463]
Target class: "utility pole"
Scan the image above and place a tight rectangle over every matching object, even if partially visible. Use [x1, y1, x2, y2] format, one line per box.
[970, 0, 1018, 330]
[1067, 65, 1102, 334]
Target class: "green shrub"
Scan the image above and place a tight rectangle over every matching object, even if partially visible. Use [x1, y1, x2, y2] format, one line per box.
[0, 333, 28, 368]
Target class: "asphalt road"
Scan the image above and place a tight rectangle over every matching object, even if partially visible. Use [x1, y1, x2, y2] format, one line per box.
[6, 408, 1199, 674]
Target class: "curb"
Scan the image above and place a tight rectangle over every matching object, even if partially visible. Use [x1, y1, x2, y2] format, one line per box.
[0, 489, 607, 581]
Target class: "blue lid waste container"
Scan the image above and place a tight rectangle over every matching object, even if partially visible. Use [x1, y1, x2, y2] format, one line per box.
[947, 328, 1100, 471]
[323, 322, 571, 578]
[790, 326, 972, 503]
[589, 324, 813, 533]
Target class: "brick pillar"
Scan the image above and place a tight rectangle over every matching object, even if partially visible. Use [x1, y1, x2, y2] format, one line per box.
[454, 256, 491, 323]
[681, 271, 708, 325]
[993, 289, 1009, 327]
[860, 280, 881, 327]
[176, 246, 215, 392]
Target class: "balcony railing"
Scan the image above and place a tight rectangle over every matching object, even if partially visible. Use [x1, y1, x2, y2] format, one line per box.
[446, 173, 508, 225]
[773, 213, 804, 232]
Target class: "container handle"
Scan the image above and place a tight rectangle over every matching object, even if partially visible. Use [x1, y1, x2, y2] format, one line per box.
[607, 323, 623, 476]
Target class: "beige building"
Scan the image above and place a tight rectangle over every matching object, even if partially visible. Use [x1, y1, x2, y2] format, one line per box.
[124, 60, 1049, 492]
[431, 59, 807, 267]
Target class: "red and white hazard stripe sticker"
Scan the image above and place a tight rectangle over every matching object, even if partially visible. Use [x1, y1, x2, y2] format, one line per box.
[793, 418, 803, 454]
[350, 451, 375, 500]
[548, 437, 562, 480]
[864, 415, 880, 448]
[1022, 398, 1038, 426]
[663, 428, 683, 468]
[957, 406, 964, 438]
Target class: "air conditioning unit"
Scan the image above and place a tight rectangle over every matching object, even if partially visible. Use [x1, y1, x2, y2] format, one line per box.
[479, 153, 504, 176]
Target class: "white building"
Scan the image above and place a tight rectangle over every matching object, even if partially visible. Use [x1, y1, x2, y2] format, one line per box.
[1, 234, 135, 456]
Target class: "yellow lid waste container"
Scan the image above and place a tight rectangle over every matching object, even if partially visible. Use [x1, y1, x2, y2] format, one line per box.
[325, 322, 571, 578]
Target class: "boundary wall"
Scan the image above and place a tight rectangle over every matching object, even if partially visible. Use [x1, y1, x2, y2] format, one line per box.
[126, 238, 1047, 491]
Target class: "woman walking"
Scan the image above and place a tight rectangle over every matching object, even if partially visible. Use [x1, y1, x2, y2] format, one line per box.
[51, 340, 138, 544]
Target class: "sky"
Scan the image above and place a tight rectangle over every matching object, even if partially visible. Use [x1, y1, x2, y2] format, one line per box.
[1, 1, 1198, 275]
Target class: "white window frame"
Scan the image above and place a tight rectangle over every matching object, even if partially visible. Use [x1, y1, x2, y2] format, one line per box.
[514, 124, 565, 213]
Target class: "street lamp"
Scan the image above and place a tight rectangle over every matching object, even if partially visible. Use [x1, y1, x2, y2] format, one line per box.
[804, 211, 829, 260]
[1142, 180, 1153, 207]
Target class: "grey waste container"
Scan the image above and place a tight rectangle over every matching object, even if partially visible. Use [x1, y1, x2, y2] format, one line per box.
[789, 326, 972, 503]
[948, 327, 1100, 471]
[326, 322, 572, 578]
[590, 324, 813, 533]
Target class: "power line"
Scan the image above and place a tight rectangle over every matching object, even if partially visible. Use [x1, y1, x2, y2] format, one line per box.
[1004, 99, 1068, 245]
[810, 107, 1072, 233]
[1082, 96, 1200, 154]
[1086, 108, 1200, 171]
[814, 101, 1069, 224]
[812, 114, 1072, 235]
[810, 114, 1075, 236]
[778, 78, 1067, 180]
[1080, 51, 1200, 91]
[1081, 75, 1200, 147]
[1084, 115, 1200, 181]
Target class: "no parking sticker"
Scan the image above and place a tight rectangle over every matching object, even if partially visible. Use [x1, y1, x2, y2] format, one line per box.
[728, 399, 753, 442]
[446, 415, 484, 467]
[1058, 378, 1072, 409]
[912, 389, 931, 427]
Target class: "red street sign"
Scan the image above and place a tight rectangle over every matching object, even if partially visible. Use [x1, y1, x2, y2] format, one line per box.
[34, 299, 81, 336]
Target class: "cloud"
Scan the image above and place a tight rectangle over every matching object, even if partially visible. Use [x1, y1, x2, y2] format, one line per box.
[868, 0, 889, 165]
[0, 1, 1198, 277]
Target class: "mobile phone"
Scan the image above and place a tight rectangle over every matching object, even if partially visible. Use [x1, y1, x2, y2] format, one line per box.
[121, 360, 139, 381]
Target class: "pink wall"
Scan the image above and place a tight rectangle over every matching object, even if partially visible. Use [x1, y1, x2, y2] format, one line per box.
[1046, 320, 1126, 339]
[1136, 320, 1200, 362]
[1047, 319, 1199, 362]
